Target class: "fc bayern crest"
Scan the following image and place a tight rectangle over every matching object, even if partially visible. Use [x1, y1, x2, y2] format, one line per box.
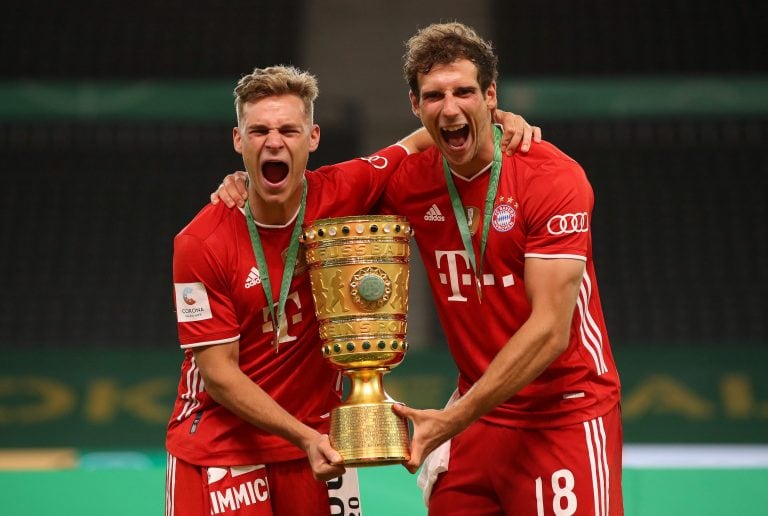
[492, 203, 516, 232]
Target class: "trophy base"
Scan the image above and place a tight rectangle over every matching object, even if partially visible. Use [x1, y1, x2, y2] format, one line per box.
[329, 402, 410, 466]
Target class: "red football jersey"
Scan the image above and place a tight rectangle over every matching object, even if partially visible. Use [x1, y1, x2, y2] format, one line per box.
[167, 144, 409, 466]
[380, 141, 621, 428]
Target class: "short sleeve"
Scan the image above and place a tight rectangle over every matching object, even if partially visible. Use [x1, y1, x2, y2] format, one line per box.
[172, 233, 240, 347]
[522, 158, 594, 261]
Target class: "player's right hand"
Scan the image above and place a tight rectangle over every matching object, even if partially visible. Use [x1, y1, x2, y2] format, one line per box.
[210, 171, 249, 208]
[307, 433, 346, 481]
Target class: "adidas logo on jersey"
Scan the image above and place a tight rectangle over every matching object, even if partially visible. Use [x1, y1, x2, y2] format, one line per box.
[424, 204, 445, 222]
[245, 267, 261, 288]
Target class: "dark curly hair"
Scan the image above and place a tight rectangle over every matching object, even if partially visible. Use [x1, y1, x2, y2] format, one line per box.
[403, 22, 499, 96]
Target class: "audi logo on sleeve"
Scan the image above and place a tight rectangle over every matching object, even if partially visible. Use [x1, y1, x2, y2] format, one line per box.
[546, 212, 589, 235]
[357, 155, 389, 169]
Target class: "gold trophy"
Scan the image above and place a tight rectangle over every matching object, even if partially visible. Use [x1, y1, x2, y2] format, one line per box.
[302, 215, 411, 466]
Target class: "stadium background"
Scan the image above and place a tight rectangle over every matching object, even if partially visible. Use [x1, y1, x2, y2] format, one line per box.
[1, 0, 766, 514]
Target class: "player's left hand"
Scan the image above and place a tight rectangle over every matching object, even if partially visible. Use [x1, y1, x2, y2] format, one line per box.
[493, 109, 542, 155]
[392, 403, 457, 474]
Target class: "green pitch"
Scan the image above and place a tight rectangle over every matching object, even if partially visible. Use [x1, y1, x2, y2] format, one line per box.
[1, 449, 768, 515]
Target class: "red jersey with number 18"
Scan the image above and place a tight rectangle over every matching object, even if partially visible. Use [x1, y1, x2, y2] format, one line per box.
[380, 141, 620, 428]
[167, 144, 409, 466]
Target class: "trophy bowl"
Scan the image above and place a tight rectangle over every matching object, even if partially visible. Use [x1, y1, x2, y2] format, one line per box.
[302, 215, 412, 466]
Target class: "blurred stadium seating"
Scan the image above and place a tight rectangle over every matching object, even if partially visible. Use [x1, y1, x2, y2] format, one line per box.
[1, 0, 764, 350]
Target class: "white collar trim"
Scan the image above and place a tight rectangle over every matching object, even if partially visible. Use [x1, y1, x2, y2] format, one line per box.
[449, 161, 494, 182]
[237, 205, 300, 228]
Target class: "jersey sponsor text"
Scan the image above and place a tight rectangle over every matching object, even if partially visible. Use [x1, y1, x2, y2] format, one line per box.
[547, 212, 589, 235]
[435, 250, 515, 302]
[209, 478, 269, 514]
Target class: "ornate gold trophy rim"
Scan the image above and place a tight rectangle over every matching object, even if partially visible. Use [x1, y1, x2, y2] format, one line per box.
[302, 215, 411, 466]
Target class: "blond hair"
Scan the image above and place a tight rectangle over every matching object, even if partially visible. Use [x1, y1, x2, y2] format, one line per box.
[233, 65, 319, 125]
[403, 22, 499, 96]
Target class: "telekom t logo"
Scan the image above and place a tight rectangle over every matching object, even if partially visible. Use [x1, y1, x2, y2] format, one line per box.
[261, 291, 303, 344]
[435, 250, 516, 302]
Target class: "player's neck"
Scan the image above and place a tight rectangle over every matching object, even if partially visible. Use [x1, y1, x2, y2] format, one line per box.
[449, 160, 494, 181]
[448, 136, 496, 179]
[247, 195, 301, 227]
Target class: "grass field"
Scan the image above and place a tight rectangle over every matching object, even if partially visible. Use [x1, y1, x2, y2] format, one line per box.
[1, 446, 767, 515]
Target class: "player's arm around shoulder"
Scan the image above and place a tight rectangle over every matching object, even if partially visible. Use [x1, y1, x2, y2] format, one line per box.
[397, 127, 434, 154]
[210, 171, 248, 209]
[396, 111, 541, 156]
[493, 109, 542, 154]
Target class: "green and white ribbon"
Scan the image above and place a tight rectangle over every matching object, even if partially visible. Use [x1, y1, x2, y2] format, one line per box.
[244, 179, 307, 352]
[441, 125, 503, 303]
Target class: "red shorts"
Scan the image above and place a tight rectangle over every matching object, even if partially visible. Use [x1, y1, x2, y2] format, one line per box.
[429, 404, 623, 516]
[165, 456, 334, 515]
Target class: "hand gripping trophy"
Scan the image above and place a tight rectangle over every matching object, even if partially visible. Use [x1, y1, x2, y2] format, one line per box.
[302, 215, 412, 466]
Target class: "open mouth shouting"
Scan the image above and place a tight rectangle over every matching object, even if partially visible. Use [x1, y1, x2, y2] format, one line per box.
[440, 123, 470, 150]
[261, 160, 289, 185]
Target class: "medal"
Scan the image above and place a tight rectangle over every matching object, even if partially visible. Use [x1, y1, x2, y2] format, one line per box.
[245, 179, 307, 352]
[442, 125, 503, 303]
